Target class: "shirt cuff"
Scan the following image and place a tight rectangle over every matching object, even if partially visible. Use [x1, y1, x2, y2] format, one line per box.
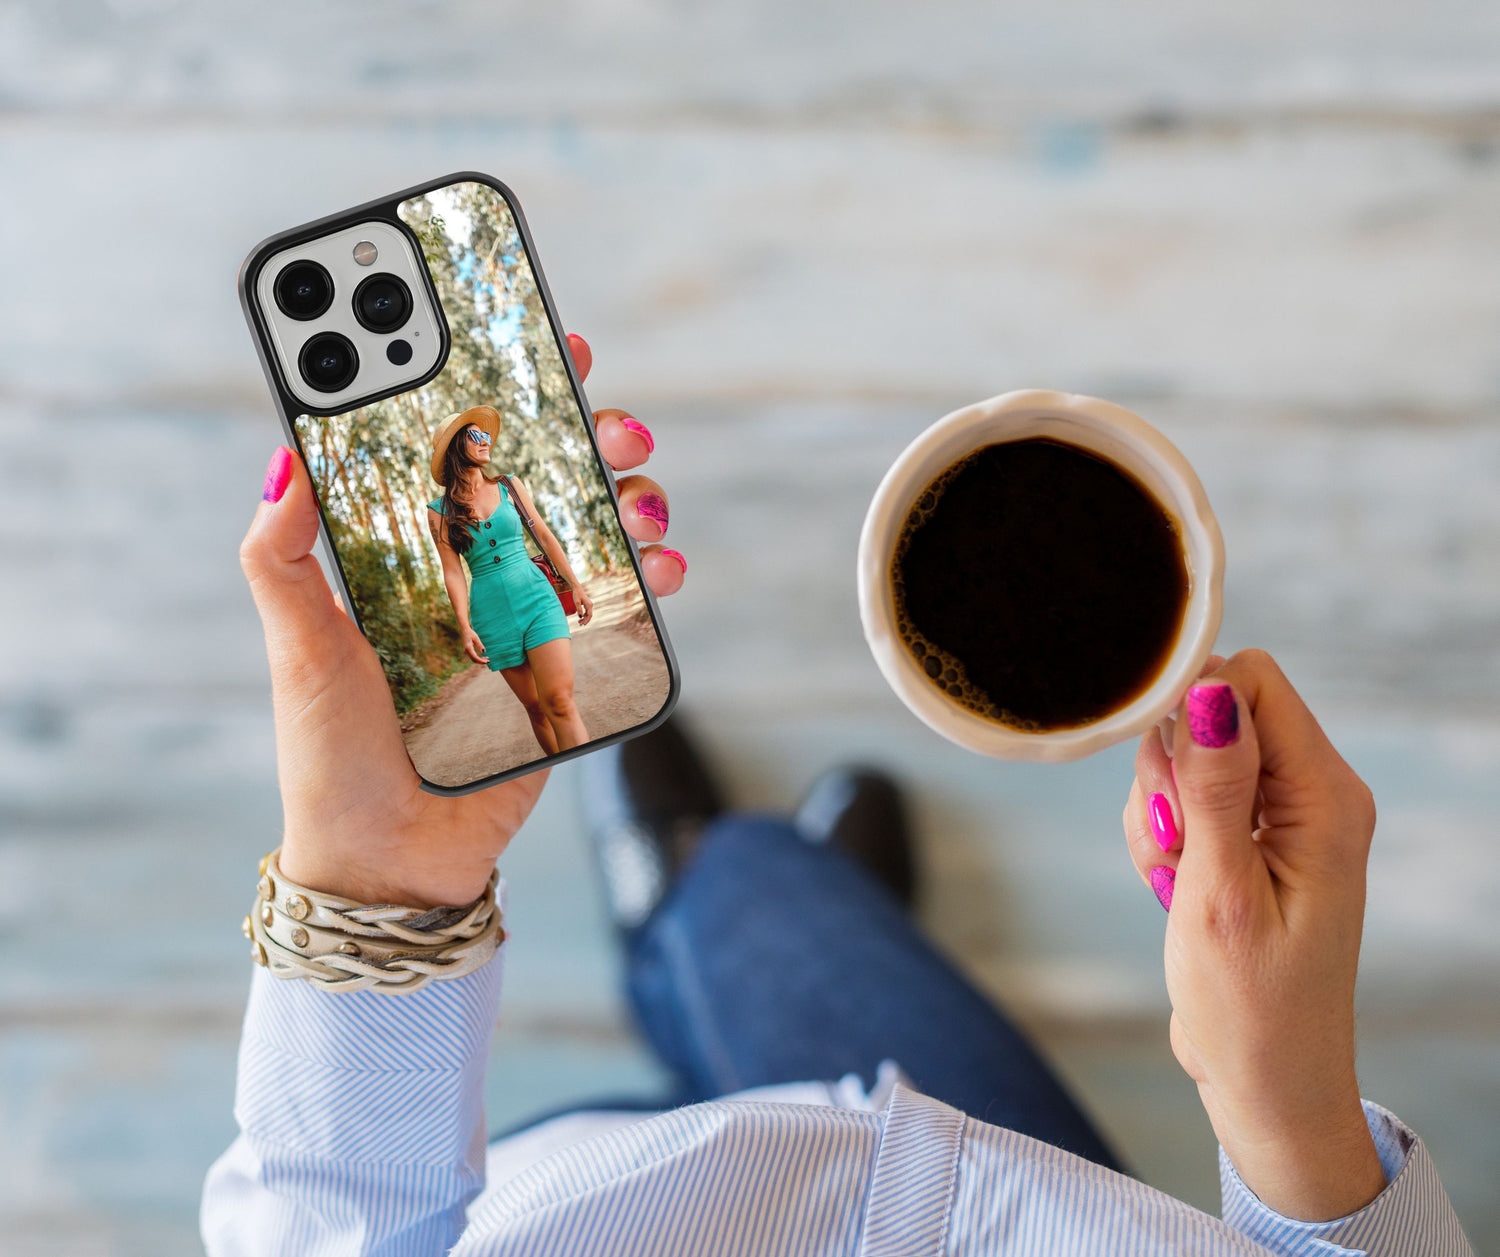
[234, 935, 506, 1165]
[1218, 1099, 1475, 1256]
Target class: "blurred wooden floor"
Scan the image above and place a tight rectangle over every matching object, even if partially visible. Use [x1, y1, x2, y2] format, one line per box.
[1, 2, 1497, 1252]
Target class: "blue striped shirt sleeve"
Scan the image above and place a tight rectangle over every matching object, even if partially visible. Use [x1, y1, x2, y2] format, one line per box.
[200, 944, 506, 1257]
[1217, 1099, 1476, 1256]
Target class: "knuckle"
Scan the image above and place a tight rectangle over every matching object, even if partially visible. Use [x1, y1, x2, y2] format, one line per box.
[1134, 734, 1156, 777]
[1195, 881, 1257, 947]
[1230, 646, 1277, 674]
[1226, 646, 1287, 693]
[1346, 777, 1378, 845]
[1180, 770, 1248, 817]
[238, 533, 268, 579]
[1121, 795, 1162, 873]
[1122, 779, 1144, 832]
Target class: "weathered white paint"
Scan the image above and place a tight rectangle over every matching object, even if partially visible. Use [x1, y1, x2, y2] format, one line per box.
[1, 1, 1496, 1249]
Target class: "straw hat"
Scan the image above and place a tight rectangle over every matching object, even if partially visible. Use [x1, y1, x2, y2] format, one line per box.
[430, 405, 501, 484]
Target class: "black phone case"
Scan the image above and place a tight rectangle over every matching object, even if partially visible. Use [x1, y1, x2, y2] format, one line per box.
[238, 171, 680, 795]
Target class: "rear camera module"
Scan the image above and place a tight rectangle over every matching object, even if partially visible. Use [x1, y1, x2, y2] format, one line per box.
[353, 272, 413, 333]
[274, 260, 335, 321]
[298, 332, 360, 393]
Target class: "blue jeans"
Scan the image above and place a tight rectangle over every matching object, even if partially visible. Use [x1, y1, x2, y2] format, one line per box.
[502, 814, 1128, 1175]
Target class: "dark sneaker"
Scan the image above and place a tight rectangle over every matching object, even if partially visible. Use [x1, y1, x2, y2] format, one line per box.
[576, 713, 727, 932]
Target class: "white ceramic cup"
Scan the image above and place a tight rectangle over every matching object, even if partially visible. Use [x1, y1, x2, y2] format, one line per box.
[857, 390, 1225, 762]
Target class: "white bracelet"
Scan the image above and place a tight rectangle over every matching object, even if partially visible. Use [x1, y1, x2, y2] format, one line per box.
[242, 848, 504, 995]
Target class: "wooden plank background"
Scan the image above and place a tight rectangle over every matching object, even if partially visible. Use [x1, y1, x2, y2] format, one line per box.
[1, 2, 1497, 1251]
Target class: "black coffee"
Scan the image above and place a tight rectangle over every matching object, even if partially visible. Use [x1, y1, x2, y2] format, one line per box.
[891, 438, 1188, 732]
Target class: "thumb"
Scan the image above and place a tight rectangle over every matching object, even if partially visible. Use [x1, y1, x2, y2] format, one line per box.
[239, 447, 346, 651]
[1172, 679, 1264, 892]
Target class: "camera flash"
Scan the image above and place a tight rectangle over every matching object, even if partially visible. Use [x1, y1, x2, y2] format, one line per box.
[352, 241, 378, 266]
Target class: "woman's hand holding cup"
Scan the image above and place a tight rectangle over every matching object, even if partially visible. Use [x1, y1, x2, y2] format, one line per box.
[1123, 647, 1387, 1222]
[859, 395, 1390, 1222]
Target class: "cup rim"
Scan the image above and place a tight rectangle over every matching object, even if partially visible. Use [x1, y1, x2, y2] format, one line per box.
[856, 389, 1225, 762]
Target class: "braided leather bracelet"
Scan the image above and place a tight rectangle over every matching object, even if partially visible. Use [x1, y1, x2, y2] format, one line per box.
[241, 848, 504, 995]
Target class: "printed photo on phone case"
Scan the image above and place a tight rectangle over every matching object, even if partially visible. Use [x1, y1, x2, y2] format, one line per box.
[272, 181, 672, 789]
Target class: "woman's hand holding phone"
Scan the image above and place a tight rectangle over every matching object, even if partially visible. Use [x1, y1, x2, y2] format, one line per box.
[239, 335, 680, 910]
[1122, 648, 1388, 1223]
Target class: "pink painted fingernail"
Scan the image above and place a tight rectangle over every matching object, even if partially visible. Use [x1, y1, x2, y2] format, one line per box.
[1149, 865, 1175, 912]
[1148, 792, 1178, 853]
[262, 446, 293, 503]
[636, 492, 669, 537]
[660, 548, 686, 573]
[1188, 684, 1239, 747]
[620, 417, 655, 454]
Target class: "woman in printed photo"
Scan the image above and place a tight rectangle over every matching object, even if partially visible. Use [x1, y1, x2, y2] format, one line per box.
[427, 405, 595, 754]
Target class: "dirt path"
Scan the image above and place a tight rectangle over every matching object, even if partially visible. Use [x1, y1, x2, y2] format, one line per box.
[404, 572, 672, 787]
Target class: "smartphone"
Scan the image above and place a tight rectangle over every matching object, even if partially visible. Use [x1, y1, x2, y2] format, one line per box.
[238, 171, 679, 794]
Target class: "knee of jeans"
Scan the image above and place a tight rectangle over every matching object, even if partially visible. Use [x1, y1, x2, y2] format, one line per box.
[684, 813, 798, 876]
[666, 813, 824, 912]
[698, 812, 803, 854]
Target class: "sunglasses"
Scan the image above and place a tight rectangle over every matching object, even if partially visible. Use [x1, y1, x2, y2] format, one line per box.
[464, 426, 492, 446]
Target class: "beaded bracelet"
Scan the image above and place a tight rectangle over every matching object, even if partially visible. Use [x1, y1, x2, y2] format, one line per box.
[242, 848, 504, 995]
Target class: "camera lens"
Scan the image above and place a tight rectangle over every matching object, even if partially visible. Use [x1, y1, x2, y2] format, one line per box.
[274, 260, 334, 321]
[352, 272, 412, 333]
[298, 332, 359, 393]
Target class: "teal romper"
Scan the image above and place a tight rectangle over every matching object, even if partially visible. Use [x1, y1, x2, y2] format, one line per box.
[429, 481, 572, 670]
